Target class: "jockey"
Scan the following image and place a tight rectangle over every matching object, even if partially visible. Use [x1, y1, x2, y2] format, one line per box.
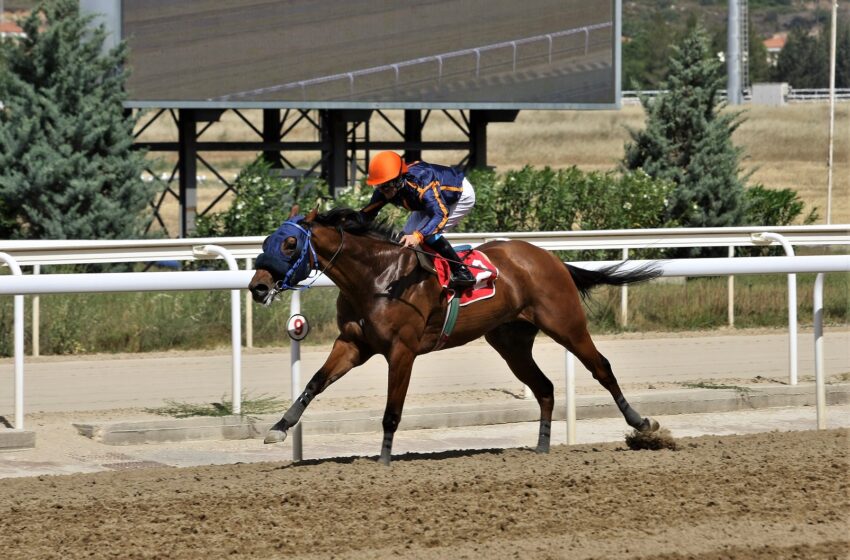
[359, 151, 477, 290]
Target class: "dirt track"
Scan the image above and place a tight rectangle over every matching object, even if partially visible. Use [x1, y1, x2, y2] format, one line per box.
[1, 429, 847, 559]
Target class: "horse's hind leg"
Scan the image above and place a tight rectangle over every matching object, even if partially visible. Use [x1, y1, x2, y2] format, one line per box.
[533, 299, 659, 433]
[554, 327, 658, 433]
[265, 336, 371, 444]
[485, 321, 554, 453]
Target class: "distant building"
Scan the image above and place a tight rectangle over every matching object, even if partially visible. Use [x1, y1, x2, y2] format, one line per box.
[763, 33, 787, 66]
[0, 11, 26, 40]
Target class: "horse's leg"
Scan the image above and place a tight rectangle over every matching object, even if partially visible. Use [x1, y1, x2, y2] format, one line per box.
[264, 337, 371, 444]
[485, 321, 554, 452]
[378, 345, 417, 466]
[533, 298, 659, 433]
[556, 327, 658, 433]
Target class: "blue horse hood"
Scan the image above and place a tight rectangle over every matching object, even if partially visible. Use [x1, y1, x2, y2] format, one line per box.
[255, 216, 316, 289]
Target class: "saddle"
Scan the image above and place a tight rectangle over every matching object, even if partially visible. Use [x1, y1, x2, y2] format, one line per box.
[416, 245, 499, 306]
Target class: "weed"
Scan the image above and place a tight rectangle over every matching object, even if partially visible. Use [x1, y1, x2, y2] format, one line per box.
[144, 392, 287, 419]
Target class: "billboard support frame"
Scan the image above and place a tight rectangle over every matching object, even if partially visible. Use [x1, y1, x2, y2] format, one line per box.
[135, 108, 520, 237]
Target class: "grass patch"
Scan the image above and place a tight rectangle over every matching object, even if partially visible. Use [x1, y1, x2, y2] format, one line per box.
[680, 382, 753, 394]
[144, 392, 287, 418]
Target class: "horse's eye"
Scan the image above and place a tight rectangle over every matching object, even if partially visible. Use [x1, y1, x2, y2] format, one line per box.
[281, 237, 298, 256]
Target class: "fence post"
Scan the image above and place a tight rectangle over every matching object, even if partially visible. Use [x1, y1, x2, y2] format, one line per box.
[814, 273, 826, 429]
[620, 248, 629, 327]
[32, 264, 40, 357]
[751, 233, 798, 385]
[727, 246, 735, 327]
[290, 290, 303, 462]
[193, 245, 242, 414]
[0, 252, 25, 430]
[245, 258, 253, 349]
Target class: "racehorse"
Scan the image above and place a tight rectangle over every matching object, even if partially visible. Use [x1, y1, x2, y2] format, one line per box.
[249, 207, 661, 465]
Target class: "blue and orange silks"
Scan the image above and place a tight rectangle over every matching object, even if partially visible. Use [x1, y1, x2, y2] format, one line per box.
[360, 161, 465, 243]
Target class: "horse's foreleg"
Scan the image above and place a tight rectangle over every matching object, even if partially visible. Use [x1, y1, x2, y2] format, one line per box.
[265, 337, 369, 444]
[378, 346, 416, 466]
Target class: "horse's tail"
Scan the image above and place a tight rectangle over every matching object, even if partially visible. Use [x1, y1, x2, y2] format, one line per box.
[565, 261, 663, 300]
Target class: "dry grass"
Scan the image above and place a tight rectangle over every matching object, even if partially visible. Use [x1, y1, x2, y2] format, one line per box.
[138, 103, 850, 234]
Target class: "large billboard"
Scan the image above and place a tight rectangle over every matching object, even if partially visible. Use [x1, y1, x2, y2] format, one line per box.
[107, 0, 620, 109]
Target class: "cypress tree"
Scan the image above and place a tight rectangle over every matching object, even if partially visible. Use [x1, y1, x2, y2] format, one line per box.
[623, 25, 746, 236]
[0, 0, 153, 240]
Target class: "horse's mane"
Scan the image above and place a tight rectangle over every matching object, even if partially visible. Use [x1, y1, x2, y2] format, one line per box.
[311, 207, 399, 242]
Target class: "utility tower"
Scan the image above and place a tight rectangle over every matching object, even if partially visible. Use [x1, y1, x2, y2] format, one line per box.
[727, 0, 749, 104]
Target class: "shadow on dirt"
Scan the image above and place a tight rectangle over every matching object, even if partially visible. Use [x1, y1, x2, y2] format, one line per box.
[274, 447, 512, 469]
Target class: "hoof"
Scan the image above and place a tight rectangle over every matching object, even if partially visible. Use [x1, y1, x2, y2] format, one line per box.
[639, 418, 660, 433]
[535, 444, 550, 454]
[264, 429, 288, 444]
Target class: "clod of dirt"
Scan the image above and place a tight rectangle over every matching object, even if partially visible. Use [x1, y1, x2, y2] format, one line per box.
[625, 427, 678, 451]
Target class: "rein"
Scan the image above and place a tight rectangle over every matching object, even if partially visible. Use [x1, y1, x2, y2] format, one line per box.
[402, 244, 494, 272]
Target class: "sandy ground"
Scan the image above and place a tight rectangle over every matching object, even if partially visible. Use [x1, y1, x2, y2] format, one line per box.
[2, 329, 848, 558]
[4, 327, 848, 414]
[0, 428, 847, 560]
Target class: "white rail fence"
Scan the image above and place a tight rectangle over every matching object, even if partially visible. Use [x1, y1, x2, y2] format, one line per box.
[4, 225, 848, 355]
[215, 22, 612, 102]
[2, 226, 849, 453]
[1, 254, 847, 455]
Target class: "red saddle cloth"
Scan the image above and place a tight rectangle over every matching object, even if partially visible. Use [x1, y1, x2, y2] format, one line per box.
[429, 246, 499, 306]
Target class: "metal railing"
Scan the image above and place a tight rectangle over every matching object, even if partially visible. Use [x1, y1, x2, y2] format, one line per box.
[1, 253, 847, 459]
[3, 225, 847, 354]
[214, 22, 613, 102]
[2, 225, 845, 266]
[622, 88, 850, 104]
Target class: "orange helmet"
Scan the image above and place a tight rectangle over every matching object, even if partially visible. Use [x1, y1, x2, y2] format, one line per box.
[366, 151, 408, 186]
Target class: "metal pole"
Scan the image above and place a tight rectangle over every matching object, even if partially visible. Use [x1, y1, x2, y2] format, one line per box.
[193, 245, 242, 414]
[727, 246, 735, 327]
[565, 351, 576, 445]
[727, 0, 743, 105]
[32, 264, 40, 357]
[620, 248, 629, 327]
[751, 233, 797, 385]
[814, 273, 826, 429]
[0, 252, 24, 430]
[826, 0, 838, 225]
[290, 290, 303, 462]
[244, 258, 253, 348]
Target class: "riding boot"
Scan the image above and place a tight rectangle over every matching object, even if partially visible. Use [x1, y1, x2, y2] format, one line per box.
[427, 235, 476, 290]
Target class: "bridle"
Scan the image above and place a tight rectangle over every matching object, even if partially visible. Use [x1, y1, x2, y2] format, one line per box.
[267, 224, 346, 298]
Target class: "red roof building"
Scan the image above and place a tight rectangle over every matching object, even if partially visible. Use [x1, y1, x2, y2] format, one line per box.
[763, 33, 787, 66]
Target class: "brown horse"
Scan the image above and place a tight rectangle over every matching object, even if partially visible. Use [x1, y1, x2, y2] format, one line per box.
[249, 207, 661, 465]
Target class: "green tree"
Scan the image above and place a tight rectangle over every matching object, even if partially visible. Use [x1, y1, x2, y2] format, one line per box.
[194, 161, 327, 237]
[0, 0, 153, 239]
[623, 12, 679, 89]
[623, 25, 746, 239]
[772, 27, 823, 87]
[748, 21, 772, 84]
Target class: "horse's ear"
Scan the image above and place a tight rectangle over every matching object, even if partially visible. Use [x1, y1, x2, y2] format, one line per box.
[305, 205, 319, 222]
[288, 205, 300, 219]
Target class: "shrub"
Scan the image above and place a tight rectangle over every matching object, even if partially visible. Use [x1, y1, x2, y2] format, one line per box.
[743, 184, 818, 227]
[194, 161, 327, 237]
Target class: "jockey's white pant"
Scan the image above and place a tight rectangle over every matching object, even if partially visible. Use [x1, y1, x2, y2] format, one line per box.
[403, 177, 476, 237]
